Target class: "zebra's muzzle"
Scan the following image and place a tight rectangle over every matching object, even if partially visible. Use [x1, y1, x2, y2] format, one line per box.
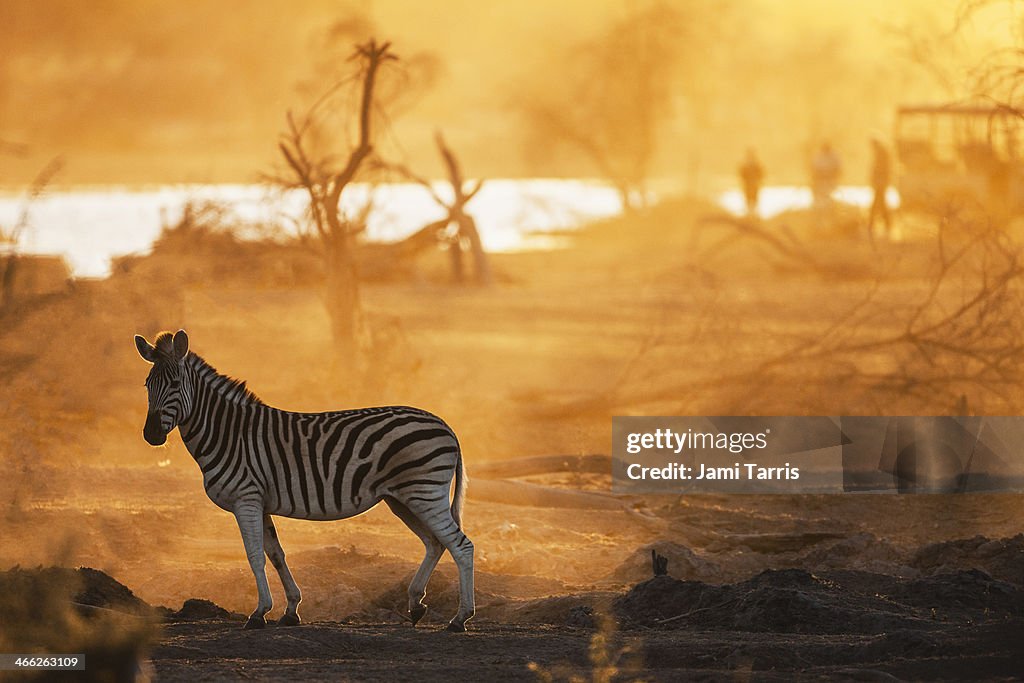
[144, 411, 167, 446]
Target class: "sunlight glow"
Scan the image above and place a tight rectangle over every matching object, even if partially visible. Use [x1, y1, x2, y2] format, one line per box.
[0, 180, 624, 277]
[718, 186, 902, 219]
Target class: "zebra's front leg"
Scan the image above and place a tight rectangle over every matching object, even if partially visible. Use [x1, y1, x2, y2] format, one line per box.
[234, 502, 273, 629]
[263, 514, 302, 626]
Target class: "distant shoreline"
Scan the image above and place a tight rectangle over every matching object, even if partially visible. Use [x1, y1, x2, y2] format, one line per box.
[0, 179, 624, 278]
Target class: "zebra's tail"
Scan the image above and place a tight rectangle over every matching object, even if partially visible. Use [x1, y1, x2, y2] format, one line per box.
[451, 448, 467, 530]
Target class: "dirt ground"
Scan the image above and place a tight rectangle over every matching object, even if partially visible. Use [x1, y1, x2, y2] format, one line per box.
[149, 617, 1024, 682]
[7, 558, 1024, 681]
[3, 199, 1024, 680]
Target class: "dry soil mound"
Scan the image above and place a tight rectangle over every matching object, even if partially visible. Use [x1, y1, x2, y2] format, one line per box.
[911, 534, 1024, 585]
[612, 568, 1023, 634]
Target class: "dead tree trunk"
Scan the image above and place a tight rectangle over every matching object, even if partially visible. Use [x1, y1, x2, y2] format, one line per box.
[325, 238, 363, 360]
[448, 231, 465, 283]
[278, 39, 396, 372]
[454, 211, 490, 285]
[0, 254, 17, 309]
[435, 132, 492, 285]
[394, 131, 493, 285]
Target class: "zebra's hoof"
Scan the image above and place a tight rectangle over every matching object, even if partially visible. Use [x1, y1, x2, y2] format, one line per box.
[244, 615, 266, 630]
[446, 620, 467, 633]
[277, 613, 301, 627]
[410, 605, 427, 626]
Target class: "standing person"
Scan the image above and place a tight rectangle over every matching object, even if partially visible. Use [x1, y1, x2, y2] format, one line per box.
[811, 141, 842, 207]
[868, 137, 892, 240]
[739, 148, 765, 217]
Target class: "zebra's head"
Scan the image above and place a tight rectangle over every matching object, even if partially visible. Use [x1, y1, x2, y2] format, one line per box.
[135, 329, 192, 446]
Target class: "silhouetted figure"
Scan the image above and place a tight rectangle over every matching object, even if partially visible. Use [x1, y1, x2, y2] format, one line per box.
[738, 148, 765, 217]
[811, 142, 842, 207]
[867, 137, 892, 240]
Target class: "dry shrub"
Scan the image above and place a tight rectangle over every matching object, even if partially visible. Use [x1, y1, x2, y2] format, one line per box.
[528, 612, 646, 683]
[0, 567, 158, 682]
[747, 218, 1024, 413]
[130, 200, 321, 289]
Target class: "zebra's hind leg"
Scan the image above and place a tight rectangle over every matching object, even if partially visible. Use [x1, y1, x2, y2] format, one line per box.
[403, 499, 475, 632]
[384, 498, 444, 626]
[233, 502, 273, 629]
[263, 514, 302, 626]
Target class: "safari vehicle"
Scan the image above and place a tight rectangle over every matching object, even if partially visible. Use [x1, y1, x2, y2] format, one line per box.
[895, 103, 1024, 216]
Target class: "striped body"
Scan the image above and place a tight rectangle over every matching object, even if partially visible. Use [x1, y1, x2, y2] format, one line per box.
[179, 374, 460, 519]
[136, 330, 475, 631]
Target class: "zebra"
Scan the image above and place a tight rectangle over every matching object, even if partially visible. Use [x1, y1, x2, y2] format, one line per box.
[134, 329, 475, 631]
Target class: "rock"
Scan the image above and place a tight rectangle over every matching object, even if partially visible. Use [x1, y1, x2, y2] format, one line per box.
[169, 598, 244, 622]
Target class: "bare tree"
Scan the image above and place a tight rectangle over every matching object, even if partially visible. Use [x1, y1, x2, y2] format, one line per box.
[1, 155, 63, 309]
[276, 39, 397, 368]
[394, 131, 492, 285]
[881, 15, 962, 99]
[735, 225, 1024, 412]
[531, 211, 1024, 419]
[518, 3, 687, 212]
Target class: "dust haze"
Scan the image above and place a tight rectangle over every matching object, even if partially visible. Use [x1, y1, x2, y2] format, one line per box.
[3, 1, 1024, 680]
[1, 0, 994, 184]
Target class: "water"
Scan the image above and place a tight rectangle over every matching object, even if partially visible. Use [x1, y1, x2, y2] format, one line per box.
[0, 180, 624, 278]
[0, 181, 900, 278]
[718, 185, 901, 219]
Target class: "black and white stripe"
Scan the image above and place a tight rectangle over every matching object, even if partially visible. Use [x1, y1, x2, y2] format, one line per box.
[135, 330, 474, 631]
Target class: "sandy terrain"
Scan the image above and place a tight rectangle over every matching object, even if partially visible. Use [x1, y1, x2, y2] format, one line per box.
[2, 199, 1024, 680]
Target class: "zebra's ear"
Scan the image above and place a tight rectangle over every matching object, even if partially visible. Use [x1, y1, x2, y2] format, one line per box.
[172, 329, 189, 360]
[135, 335, 157, 363]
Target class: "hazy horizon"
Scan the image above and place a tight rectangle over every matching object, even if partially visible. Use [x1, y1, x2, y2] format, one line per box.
[3, 0, 1010, 187]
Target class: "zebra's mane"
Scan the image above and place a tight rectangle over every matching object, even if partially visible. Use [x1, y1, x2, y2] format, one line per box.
[186, 353, 265, 406]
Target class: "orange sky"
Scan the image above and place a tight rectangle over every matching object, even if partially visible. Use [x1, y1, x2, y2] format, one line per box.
[0, 0, 1015, 186]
